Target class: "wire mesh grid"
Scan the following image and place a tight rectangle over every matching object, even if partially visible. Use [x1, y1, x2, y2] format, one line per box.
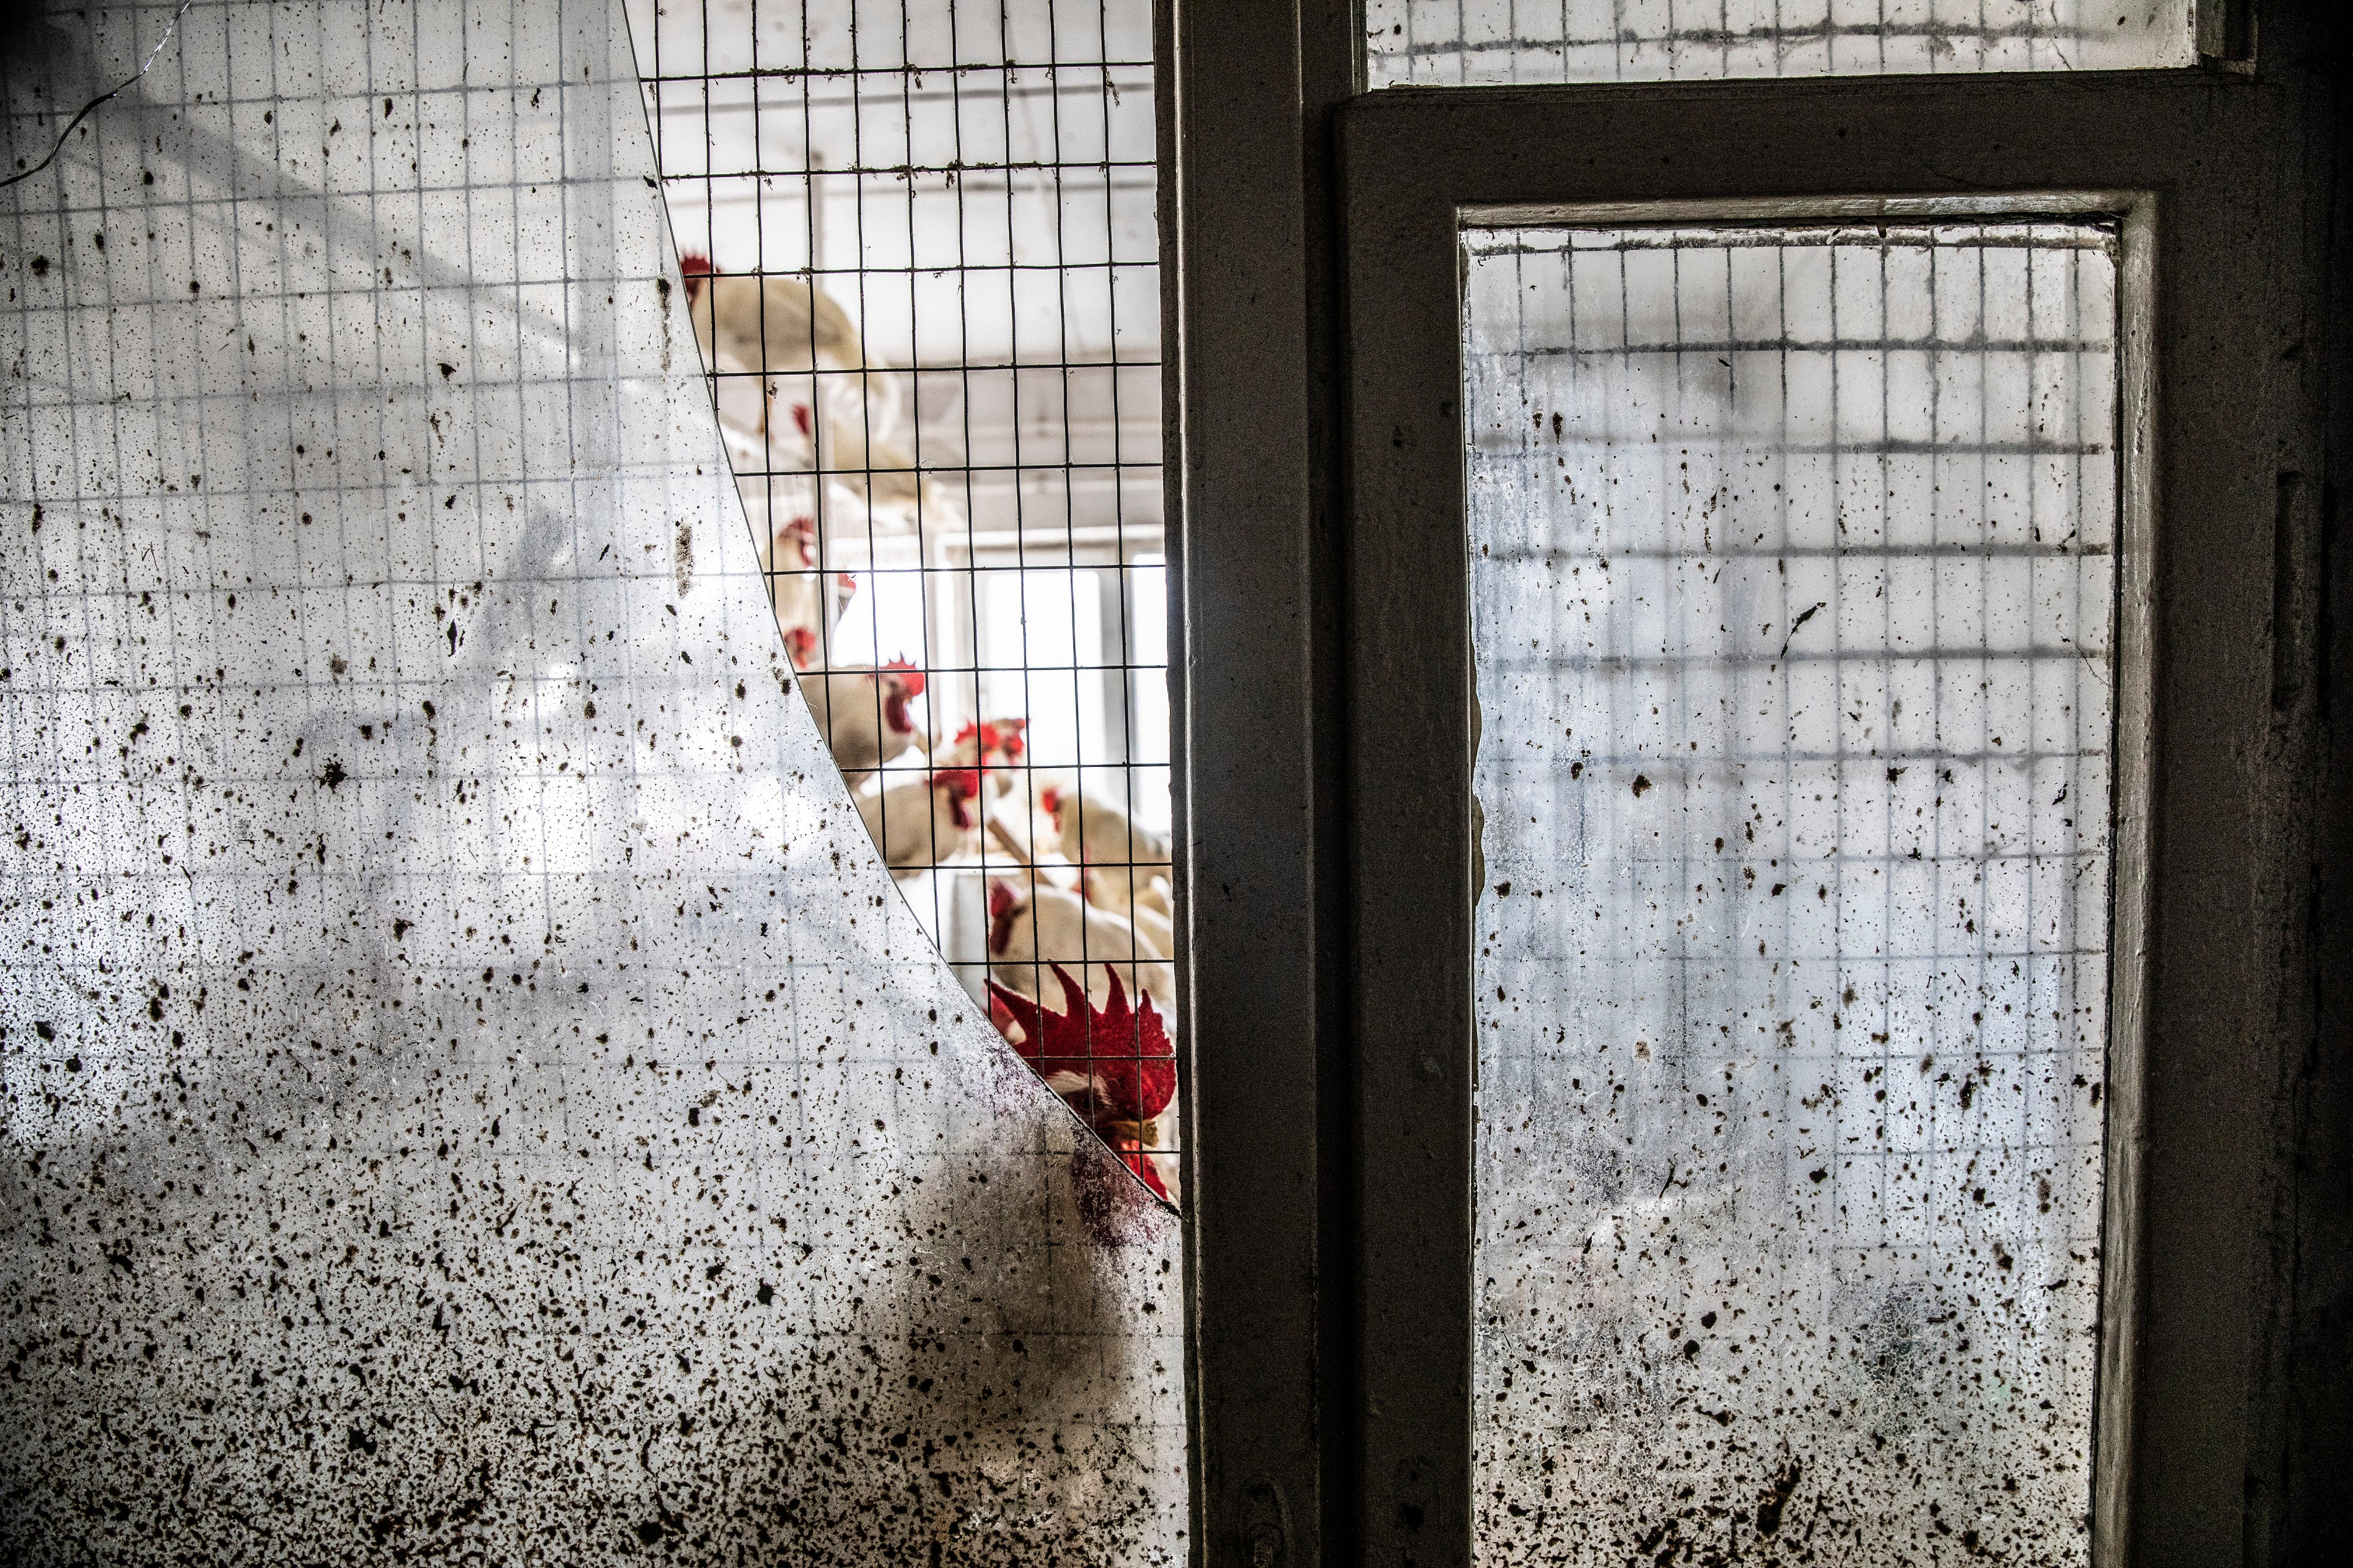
[1364, 0, 2195, 86]
[627, 0, 1176, 1206]
[1464, 222, 2117, 1561]
[1, 0, 1183, 1557]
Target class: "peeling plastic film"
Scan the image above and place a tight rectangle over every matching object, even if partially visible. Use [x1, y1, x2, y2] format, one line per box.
[1465, 221, 2118, 1563]
[1368, 2, 2194, 87]
[0, 2, 1182, 1562]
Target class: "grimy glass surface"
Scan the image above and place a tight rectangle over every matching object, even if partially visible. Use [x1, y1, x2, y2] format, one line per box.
[0, 2, 1182, 1562]
[1465, 221, 2117, 1563]
[1368, 1, 2192, 86]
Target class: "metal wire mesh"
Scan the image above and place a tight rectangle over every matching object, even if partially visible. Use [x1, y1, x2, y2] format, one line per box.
[626, 0, 1175, 1206]
[1365, 0, 2195, 86]
[1464, 221, 2118, 1562]
[1, 0, 1184, 1559]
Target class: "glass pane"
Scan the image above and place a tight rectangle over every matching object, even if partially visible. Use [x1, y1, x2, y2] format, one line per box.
[0, 1, 1181, 1559]
[1369, 1, 2194, 86]
[1465, 219, 2118, 1562]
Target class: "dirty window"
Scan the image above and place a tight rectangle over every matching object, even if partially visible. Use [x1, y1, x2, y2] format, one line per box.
[0, 0, 1183, 1560]
[1464, 220, 2118, 1562]
[1368, 2, 2194, 87]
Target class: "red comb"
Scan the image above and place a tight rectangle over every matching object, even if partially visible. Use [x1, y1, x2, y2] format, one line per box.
[1038, 784, 1062, 816]
[952, 719, 1021, 759]
[931, 766, 982, 800]
[679, 252, 712, 302]
[789, 402, 813, 436]
[986, 964, 1175, 1133]
[783, 626, 818, 668]
[881, 658, 926, 697]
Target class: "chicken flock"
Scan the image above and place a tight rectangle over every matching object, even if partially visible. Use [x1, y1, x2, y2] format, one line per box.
[681, 256, 1179, 1216]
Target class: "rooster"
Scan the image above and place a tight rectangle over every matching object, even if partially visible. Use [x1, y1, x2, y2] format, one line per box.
[678, 254, 942, 527]
[986, 876, 1173, 1013]
[988, 963, 1179, 1218]
[796, 659, 926, 777]
[855, 766, 982, 873]
[1039, 784, 1174, 942]
[932, 717, 1027, 796]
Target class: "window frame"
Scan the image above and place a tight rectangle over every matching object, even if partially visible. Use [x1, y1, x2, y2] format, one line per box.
[1166, 5, 2349, 1566]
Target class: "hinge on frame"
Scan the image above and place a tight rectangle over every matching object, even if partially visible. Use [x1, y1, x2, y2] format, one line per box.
[1235, 1474, 1292, 1567]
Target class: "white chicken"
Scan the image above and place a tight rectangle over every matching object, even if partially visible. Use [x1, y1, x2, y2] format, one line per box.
[1124, 893, 1176, 963]
[855, 766, 983, 874]
[679, 255, 944, 528]
[1039, 783, 1174, 933]
[797, 660, 928, 778]
[931, 717, 1028, 796]
[986, 876, 1174, 1012]
[682, 255, 865, 372]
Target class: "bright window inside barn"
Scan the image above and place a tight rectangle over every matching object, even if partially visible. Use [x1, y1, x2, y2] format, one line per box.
[628, 0, 1176, 1207]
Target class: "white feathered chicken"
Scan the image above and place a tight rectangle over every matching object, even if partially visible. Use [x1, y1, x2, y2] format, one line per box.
[932, 718, 1028, 796]
[986, 876, 1173, 1012]
[679, 255, 942, 527]
[855, 766, 982, 874]
[798, 660, 927, 778]
[1039, 783, 1174, 940]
